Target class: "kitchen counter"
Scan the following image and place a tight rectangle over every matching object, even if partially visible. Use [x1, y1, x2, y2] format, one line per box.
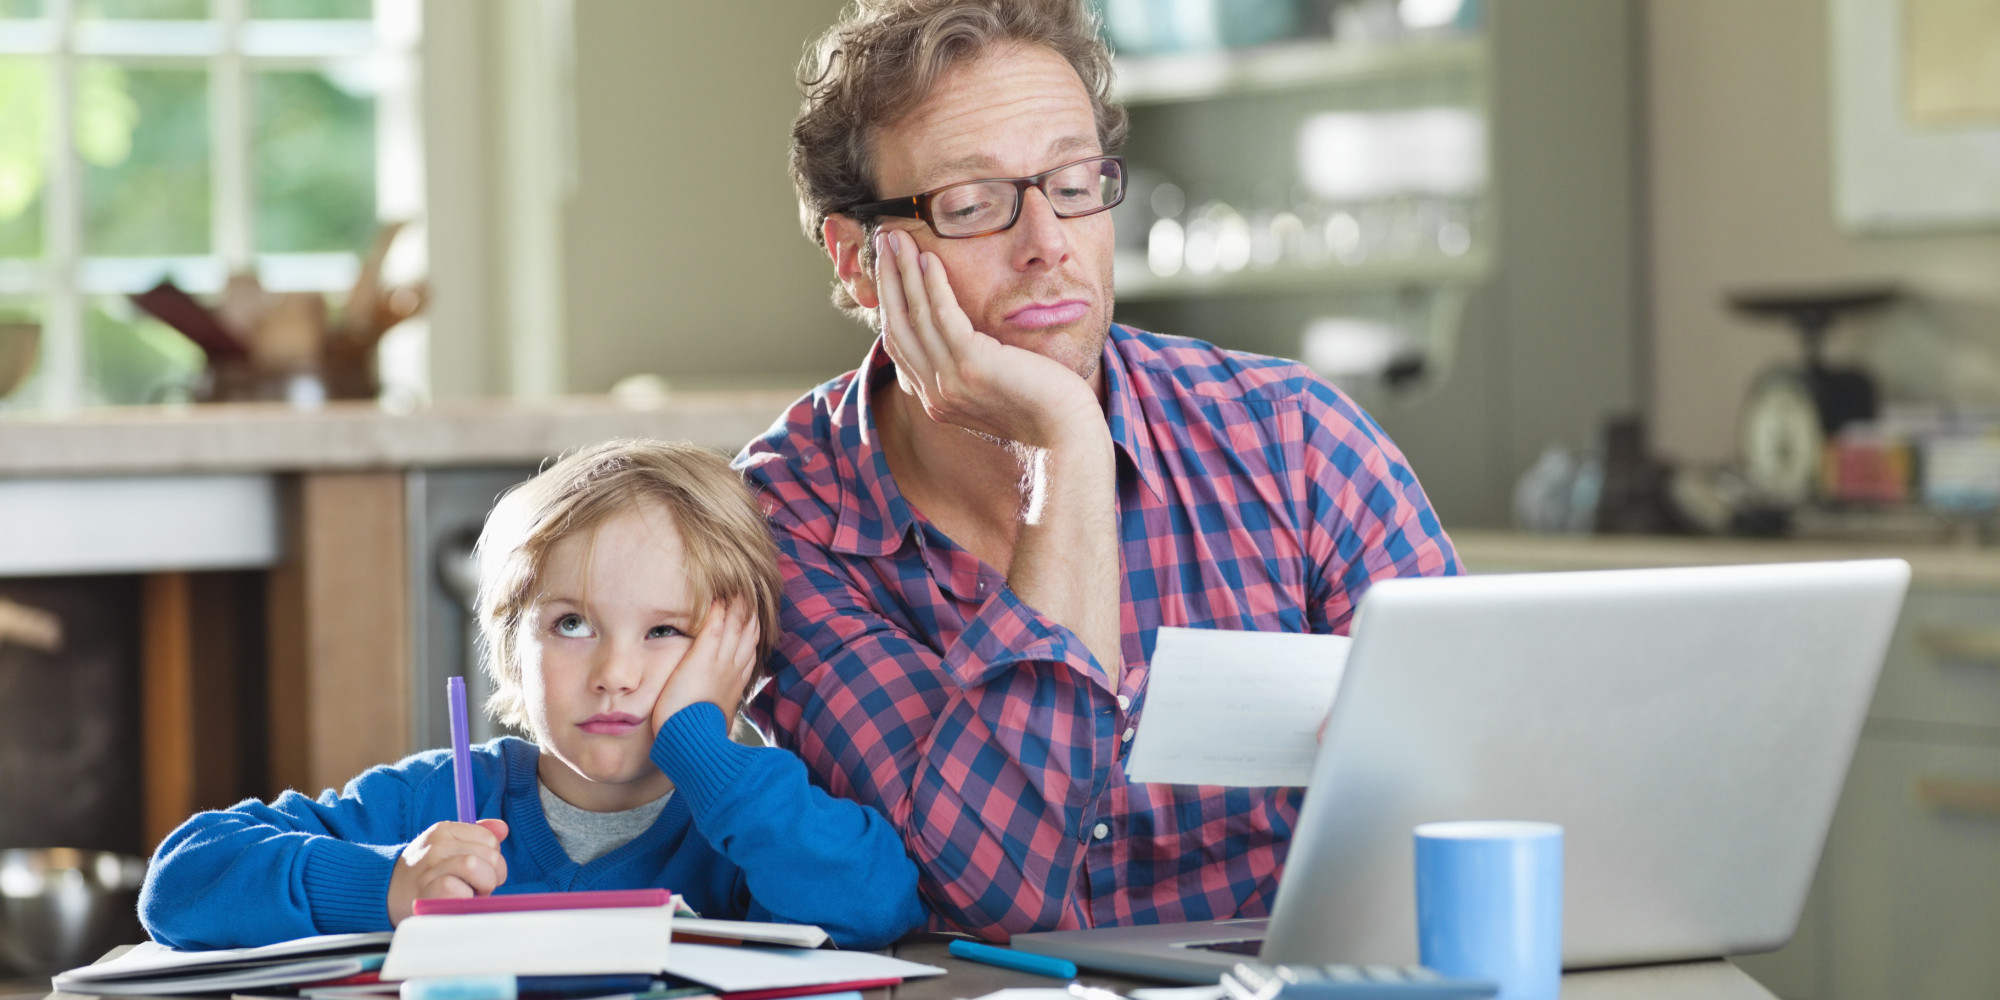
[1453, 529, 2000, 589]
[0, 393, 814, 843]
[0, 393, 806, 475]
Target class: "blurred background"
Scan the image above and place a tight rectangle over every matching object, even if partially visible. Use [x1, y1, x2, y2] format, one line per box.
[0, 2, 1998, 998]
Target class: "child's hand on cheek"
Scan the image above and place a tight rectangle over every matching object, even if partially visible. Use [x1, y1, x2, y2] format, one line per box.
[386, 819, 510, 925]
[649, 598, 760, 737]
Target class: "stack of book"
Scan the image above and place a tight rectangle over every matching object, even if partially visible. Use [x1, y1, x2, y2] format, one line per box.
[55, 890, 942, 1000]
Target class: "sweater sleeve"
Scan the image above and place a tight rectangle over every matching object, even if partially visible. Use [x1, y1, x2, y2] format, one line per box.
[650, 702, 924, 950]
[138, 765, 423, 950]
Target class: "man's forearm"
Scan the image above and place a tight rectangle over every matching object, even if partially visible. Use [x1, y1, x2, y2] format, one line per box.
[1006, 426, 1122, 685]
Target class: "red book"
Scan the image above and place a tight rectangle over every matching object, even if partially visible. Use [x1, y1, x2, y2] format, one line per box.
[412, 888, 674, 916]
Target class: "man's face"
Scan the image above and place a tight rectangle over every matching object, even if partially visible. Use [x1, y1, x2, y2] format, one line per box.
[861, 43, 1117, 383]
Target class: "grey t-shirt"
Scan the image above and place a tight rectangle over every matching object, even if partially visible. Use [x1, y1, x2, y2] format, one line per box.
[537, 781, 672, 865]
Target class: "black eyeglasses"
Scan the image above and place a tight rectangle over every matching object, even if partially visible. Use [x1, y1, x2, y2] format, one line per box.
[842, 155, 1126, 239]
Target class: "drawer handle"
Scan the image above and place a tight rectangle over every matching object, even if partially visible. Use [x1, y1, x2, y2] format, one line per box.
[1915, 778, 2000, 818]
[1916, 628, 2000, 667]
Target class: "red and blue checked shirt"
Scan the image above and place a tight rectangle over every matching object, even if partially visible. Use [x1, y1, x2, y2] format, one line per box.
[735, 324, 1459, 941]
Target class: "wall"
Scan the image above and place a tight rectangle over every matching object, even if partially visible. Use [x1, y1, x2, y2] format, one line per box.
[1646, 0, 2000, 464]
[562, 0, 864, 395]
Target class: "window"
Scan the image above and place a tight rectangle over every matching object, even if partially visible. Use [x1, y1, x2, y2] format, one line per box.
[0, 0, 422, 409]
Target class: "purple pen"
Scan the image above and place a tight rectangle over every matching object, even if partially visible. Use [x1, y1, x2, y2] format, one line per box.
[448, 676, 476, 823]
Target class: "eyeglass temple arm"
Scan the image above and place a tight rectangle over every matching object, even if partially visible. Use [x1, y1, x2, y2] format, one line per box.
[845, 196, 925, 223]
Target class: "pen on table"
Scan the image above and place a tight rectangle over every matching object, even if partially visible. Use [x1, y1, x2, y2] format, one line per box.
[947, 939, 1078, 979]
[448, 676, 476, 824]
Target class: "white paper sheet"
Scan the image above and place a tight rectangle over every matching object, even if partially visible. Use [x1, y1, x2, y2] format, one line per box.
[54, 933, 393, 987]
[661, 943, 943, 992]
[1122, 627, 1350, 787]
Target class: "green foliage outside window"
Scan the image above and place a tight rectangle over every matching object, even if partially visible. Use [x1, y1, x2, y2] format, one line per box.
[257, 70, 376, 255]
[83, 66, 210, 255]
[0, 58, 142, 257]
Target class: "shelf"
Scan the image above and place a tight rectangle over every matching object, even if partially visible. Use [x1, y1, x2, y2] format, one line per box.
[1111, 35, 1485, 106]
[1112, 247, 1491, 301]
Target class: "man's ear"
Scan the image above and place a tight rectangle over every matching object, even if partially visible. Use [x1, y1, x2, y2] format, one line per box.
[823, 214, 879, 310]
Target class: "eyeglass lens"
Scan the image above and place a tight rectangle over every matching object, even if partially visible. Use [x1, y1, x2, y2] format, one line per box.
[930, 158, 1124, 237]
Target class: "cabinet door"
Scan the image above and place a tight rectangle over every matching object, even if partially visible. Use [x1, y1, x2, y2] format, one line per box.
[1871, 589, 2000, 729]
[1825, 738, 2000, 1000]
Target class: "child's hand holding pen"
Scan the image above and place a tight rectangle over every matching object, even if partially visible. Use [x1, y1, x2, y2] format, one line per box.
[649, 598, 761, 737]
[386, 818, 511, 925]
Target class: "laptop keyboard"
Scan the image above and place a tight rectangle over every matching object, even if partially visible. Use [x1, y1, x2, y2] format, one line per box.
[1221, 962, 1497, 999]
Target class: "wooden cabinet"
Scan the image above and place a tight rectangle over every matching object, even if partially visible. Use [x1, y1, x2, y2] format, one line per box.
[1820, 739, 2000, 999]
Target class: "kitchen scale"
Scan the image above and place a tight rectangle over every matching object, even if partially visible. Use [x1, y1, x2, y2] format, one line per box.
[1730, 286, 1899, 505]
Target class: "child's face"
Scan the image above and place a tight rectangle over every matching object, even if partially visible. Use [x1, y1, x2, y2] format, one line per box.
[518, 501, 693, 812]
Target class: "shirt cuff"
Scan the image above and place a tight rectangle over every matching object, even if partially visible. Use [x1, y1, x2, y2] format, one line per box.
[943, 588, 1113, 692]
[301, 838, 400, 933]
[651, 702, 760, 817]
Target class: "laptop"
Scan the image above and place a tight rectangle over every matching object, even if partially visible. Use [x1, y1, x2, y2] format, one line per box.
[1013, 560, 1910, 982]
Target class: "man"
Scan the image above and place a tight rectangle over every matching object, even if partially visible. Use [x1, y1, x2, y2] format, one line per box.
[736, 0, 1458, 940]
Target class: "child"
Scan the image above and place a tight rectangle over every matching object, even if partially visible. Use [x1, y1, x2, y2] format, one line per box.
[139, 440, 924, 951]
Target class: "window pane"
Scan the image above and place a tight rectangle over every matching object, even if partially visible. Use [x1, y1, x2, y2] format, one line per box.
[255, 69, 374, 254]
[0, 57, 45, 257]
[0, 299, 41, 411]
[85, 295, 203, 405]
[1, 1, 46, 18]
[82, 64, 209, 256]
[79, 0, 208, 19]
[251, 0, 369, 18]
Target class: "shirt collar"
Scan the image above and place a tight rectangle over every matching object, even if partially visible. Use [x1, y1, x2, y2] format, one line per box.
[1104, 324, 1168, 504]
[829, 336, 916, 558]
[831, 326, 1167, 557]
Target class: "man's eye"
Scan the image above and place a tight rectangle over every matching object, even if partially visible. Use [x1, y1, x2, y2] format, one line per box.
[647, 625, 684, 640]
[940, 200, 992, 221]
[553, 614, 593, 638]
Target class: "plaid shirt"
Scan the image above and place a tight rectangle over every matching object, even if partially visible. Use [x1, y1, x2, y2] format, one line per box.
[736, 325, 1459, 941]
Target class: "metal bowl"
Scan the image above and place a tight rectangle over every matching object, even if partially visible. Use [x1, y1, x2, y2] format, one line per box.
[0, 849, 148, 976]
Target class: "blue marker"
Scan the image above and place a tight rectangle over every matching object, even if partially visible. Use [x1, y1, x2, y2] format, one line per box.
[448, 676, 475, 823]
[948, 939, 1077, 979]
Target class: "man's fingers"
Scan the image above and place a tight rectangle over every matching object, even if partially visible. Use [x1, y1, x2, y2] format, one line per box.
[875, 233, 927, 372]
[476, 818, 509, 843]
[888, 231, 953, 376]
[921, 251, 975, 347]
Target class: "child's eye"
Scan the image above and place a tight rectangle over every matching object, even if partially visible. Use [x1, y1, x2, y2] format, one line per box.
[553, 614, 594, 638]
[647, 625, 684, 640]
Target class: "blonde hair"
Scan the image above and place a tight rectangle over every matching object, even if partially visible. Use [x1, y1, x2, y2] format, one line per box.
[473, 439, 782, 731]
[790, 0, 1128, 320]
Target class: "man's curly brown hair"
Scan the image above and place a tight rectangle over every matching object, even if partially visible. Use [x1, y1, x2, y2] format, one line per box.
[790, 0, 1129, 321]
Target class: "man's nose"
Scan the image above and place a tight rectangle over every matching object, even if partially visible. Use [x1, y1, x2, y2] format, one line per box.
[1011, 186, 1072, 269]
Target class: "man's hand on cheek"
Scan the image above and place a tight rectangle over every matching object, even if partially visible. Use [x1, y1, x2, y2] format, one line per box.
[649, 599, 760, 737]
[874, 229, 1100, 450]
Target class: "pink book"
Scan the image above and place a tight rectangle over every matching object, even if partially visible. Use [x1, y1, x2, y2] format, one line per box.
[412, 888, 673, 916]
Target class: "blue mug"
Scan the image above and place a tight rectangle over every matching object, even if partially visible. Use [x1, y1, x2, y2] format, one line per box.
[1414, 821, 1563, 1000]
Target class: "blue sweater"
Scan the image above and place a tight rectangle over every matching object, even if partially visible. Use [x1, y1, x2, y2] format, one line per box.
[139, 703, 924, 950]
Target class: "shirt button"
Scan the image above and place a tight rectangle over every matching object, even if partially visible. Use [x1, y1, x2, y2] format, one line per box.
[1092, 822, 1110, 841]
[1121, 727, 1135, 743]
[1116, 695, 1131, 711]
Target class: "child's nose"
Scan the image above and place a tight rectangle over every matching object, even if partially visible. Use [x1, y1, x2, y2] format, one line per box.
[589, 640, 644, 693]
